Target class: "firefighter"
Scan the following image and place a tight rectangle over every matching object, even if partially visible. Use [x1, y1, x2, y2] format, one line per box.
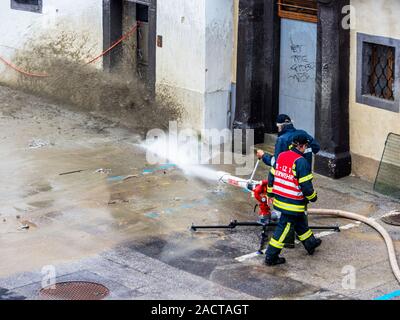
[256, 114, 319, 248]
[264, 133, 321, 266]
[257, 114, 320, 169]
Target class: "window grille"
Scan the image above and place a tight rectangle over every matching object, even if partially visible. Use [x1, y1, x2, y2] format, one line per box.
[364, 43, 395, 101]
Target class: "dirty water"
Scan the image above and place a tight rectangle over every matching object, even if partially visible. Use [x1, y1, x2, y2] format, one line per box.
[1, 85, 400, 299]
[9, 36, 182, 135]
[0, 86, 252, 276]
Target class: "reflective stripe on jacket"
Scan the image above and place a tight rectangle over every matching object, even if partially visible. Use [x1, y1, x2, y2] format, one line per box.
[273, 150, 304, 201]
[268, 149, 317, 215]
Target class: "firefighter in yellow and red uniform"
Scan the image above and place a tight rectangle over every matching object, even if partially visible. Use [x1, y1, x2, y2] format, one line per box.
[265, 133, 321, 266]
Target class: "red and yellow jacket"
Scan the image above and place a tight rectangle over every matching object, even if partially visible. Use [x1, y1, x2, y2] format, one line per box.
[267, 148, 317, 215]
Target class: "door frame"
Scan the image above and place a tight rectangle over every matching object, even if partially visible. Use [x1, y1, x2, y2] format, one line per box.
[102, 0, 156, 92]
[235, 0, 351, 178]
[278, 17, 318, 137]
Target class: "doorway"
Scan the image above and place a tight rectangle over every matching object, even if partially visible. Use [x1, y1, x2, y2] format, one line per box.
[235, 0, 352, 178]
[103, 0, 156, 91]
[277, 0, 318, 136]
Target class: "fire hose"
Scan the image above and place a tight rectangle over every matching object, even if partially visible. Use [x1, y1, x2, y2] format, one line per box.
[308, 208, 400, 285]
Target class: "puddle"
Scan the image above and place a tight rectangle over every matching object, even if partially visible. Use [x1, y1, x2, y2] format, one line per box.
[27, 200, 54, 209]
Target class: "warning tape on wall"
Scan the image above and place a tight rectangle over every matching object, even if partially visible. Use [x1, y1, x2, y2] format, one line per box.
[0, 22, 140, 78]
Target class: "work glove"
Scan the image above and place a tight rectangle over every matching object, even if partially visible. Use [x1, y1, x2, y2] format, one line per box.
[256, 150, 265, 160]
[271, 210, 281, 222]
[305, 194, 318, 203]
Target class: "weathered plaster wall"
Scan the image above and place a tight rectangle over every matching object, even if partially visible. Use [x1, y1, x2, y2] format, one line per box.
[0, 0, 103, 84]
[205, 0, 234, 131]
[156, 0, 234, 132]
[0, 0, 235, 133]
[350, 0, 400, 181]
[155, 0, 206, 130]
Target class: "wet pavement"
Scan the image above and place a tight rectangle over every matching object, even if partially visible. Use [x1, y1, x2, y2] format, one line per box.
[0, 85, 400, 300]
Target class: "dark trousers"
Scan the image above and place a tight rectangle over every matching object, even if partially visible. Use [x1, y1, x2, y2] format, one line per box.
[266, 213, 315, 260]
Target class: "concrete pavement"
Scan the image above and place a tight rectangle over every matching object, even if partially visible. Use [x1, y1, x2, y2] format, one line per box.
[0, 85, 399, 300]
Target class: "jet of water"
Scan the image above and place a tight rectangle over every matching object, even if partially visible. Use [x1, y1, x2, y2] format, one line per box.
[138, 134, 221, 182]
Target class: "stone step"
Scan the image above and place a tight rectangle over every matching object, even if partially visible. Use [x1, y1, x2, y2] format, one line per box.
[254, 133, 277, 155]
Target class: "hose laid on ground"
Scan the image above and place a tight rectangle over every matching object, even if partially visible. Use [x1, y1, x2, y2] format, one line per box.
[308, 208, 400, 285]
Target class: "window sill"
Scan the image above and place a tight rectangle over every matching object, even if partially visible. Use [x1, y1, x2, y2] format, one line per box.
[357, 94, 399, 113]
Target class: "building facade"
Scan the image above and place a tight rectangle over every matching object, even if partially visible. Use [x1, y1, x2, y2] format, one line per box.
[349, 0, 400, 181]
[0, 0, 237, 132]
[234, 0, 400, 181]
[0, 0, 399, 182]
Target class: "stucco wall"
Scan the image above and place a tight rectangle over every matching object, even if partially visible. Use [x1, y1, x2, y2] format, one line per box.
[0, 0, 103, 84]
[205, 0, 233, 130]
[0, 0, 235, 133]
[350, 0, 400, 180]
[156, 0, 234, 132]
[155, 0, 206, 130]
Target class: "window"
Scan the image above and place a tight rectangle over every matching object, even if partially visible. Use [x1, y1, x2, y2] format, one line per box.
[11, 0, 42, 13]
[363, 43, 395, 101]
[278, 0, 318, 23]
[136, 3, 149, 23]
[357, 33, 400, 113]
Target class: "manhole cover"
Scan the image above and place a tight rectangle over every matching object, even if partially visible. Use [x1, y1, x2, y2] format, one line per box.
[39, 281, 110, 300]
[382, 212, 400, 226]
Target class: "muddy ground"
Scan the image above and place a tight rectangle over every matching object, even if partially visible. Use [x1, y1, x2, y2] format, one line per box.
[0, 85, 400, 300]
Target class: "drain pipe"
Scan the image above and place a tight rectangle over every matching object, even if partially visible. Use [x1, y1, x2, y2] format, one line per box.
[309, 209, 400, 285]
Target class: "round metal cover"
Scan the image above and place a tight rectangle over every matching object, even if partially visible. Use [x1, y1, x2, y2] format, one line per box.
[39, 281, 110, 300]
[382, 212, 400, 226]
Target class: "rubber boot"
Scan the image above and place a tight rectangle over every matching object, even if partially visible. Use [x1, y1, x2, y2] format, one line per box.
[303, 237, 322, 255]
[265, 256, 286, 266]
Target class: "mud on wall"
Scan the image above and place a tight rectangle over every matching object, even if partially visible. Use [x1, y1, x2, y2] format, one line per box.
[0, 0, 181, 134]
[0, 0, 103, 81]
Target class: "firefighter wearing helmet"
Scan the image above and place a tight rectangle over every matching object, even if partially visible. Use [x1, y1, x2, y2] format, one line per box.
[264, 133, 322, 266]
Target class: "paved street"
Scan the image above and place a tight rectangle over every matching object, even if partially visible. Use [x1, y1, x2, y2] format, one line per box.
[0, 86, 399, 300]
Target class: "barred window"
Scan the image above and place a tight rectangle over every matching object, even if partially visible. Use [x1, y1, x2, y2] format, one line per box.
[357, 33, 400, 113]
[364, 43, 395, 101]
[11, 0, 42, 13]
[278, 0, 318, 23]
